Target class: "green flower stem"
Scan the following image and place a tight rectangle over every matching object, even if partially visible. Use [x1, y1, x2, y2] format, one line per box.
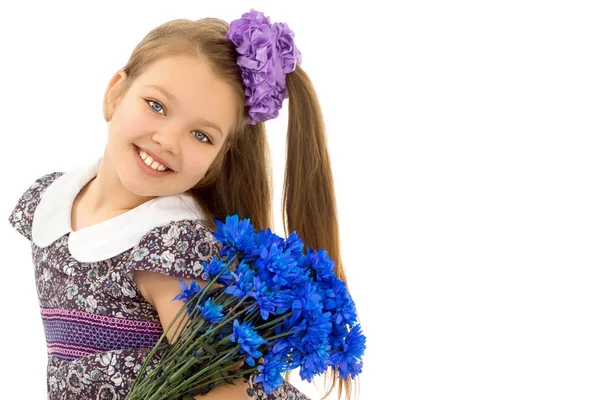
[129, 297, 191, 391]
[193, 367, 257, 389]
[148, 321, 206, 378]
[263, 330, 293, 342]
[255, 311, 293, 330]
[139, 348, 222, 400]
[164, 346, 241, 397]
[168, 357, 198, 382]
[156, 300, 252, 378]
[209, 285, 230, 306]
[169, 319, 207, 363]
[132, 258, 285, 399]
[131, 306, 291, 399]
[154, 283, 241, 373]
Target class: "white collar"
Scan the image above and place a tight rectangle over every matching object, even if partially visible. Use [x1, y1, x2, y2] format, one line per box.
[32, 158, 204, 263]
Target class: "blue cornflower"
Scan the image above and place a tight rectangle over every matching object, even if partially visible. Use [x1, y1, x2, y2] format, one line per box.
[212, 215, 257, 259]
[270, 333, 303, 370]
[272, 338, 292, 356]
[254, 353, 286, 394]
[249, 276, 277, 320]
[328, 278, 358, 326]
[319, 285, 337, 313]
[172, 280, 201, 303]
[272, 288, 295, 315]
[329, 324, 366, 379]
[290, 282, 322, 324]
[304, 248, 336, 283]
[256, 242, 298, 286]
[202, 257, 234, 286]
[254, 228, 284, 251]
[196, 299, 224, 323]
[298, 344, 331, 382]
[288, 310, 332, 354]
[283, 231, 305, 258]
[225, 261, 254, 299]
[230, 320, 266, 367]
[329, 321, 348, 349]
[304, 312, 332, 350]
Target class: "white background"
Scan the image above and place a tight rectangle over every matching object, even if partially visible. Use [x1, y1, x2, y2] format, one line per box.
[1, 0, 599, 399]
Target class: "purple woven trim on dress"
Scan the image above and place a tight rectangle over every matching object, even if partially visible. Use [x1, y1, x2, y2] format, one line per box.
[40, 306, 163, 361]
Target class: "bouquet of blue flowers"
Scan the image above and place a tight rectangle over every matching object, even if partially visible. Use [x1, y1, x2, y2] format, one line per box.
[126, 215, 365, 399]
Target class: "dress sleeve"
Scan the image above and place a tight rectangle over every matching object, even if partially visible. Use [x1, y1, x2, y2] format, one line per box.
[8, 172, 64, 241]
[128, 219, 221, 280]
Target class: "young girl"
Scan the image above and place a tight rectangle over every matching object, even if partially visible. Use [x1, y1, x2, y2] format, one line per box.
[9, 9, 354, 400]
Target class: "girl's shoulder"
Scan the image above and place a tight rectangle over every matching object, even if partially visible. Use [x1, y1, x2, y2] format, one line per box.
[8, 172, 64, 241]
[128, 218, 220, 280]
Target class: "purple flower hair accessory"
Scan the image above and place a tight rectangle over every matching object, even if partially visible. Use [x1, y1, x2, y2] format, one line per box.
[226, 9, 302, 124]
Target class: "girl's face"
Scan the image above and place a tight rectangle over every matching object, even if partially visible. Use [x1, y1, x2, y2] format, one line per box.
[104, 55, 239, 197]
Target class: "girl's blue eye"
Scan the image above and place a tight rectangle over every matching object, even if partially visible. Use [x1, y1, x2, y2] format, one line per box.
[193, 131, 211, 143]
[147, 100, 164, 114]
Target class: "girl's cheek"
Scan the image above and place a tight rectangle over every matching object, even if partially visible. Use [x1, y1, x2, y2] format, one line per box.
[188, 156, 211, 178]
[122, 114, 155, 139]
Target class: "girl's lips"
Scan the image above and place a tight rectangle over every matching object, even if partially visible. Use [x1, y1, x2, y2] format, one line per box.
[135, 145, 174, 171]
[134, 145, 175, 177]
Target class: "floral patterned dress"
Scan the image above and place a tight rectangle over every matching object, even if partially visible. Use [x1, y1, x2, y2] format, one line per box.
[8, 159, 309, 400]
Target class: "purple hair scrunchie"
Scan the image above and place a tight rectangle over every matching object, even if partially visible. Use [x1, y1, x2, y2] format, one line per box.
[226, 9, 302, 125]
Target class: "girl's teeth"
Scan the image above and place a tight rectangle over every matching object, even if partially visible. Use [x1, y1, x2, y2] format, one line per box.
[138, 148, 168, 172]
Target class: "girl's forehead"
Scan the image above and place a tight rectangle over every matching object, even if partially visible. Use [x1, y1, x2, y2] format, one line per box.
[144, 54, 199, 72]
[134, 56, 224, 92]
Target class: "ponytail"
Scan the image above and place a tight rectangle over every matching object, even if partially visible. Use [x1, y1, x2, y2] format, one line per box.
[284, 66, 356, 399]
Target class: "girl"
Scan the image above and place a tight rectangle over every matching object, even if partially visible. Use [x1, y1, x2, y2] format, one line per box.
[9, 9, 354, 400]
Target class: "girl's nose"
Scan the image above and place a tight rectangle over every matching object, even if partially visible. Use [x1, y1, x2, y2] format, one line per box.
[151, 130, 181, 156]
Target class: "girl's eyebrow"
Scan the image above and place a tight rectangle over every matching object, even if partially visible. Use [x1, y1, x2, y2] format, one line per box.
[145, 84, 224, 138]
[146, 84, 178, 104]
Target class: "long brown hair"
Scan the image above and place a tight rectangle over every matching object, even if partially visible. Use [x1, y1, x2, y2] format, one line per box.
[109, 17, 357, 399]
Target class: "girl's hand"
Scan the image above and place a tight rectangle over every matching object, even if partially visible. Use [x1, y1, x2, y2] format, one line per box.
[192, 378, 252, 400]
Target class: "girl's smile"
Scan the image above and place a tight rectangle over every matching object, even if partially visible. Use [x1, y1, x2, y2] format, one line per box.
[133, 144, 175, 178]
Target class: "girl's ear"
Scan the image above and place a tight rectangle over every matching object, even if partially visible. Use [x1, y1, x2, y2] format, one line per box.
[103, 70, 127, 122]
